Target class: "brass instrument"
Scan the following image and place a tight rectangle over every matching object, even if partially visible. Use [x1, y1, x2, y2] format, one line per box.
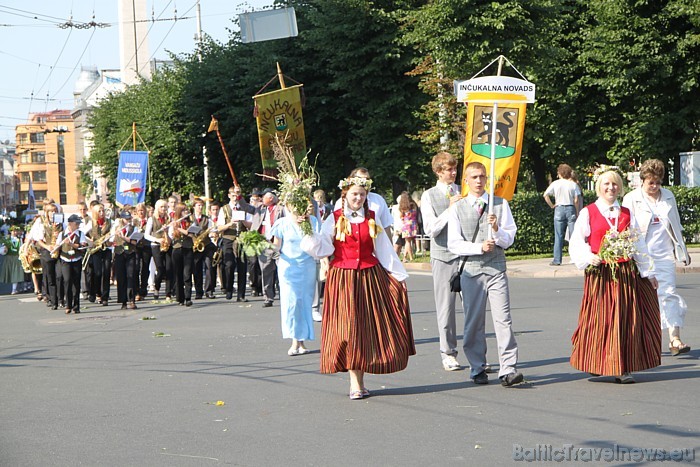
[82, 232, 111, 271]
[49, 227, 61, 259]
[160, 236, 171, 252]
[212, 247, 223, 267]
[19, 241, 42, 274]
[193, 226, 213, 252]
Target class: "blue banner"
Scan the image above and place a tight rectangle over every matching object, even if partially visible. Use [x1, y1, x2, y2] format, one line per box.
[116, 151, 149, 207]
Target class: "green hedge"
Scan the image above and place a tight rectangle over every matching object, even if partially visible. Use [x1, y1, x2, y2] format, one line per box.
[509, 187, 700, 254]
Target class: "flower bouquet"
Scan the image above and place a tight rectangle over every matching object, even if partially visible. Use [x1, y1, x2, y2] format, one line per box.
[263, 135, 319, 236]
[588, 227, 641, 280]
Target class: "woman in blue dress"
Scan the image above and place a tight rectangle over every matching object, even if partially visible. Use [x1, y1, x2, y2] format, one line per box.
[270, 206, 319, 356]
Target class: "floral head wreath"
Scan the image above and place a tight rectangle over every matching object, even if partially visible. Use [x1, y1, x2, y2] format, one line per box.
[338, 177, 373, 191]
[592, 164, 626, 184]
[334, 176, 380, 242]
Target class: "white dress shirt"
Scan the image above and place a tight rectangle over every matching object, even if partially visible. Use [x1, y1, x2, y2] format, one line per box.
[447, 193, 516, 256]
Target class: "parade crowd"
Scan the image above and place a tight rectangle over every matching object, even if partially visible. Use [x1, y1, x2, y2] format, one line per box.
[0, 155, 692, 398]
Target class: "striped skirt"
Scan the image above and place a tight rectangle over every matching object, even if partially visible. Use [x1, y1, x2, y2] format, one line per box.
[320, 264, 416, 374]
[570, 261, 661, 376]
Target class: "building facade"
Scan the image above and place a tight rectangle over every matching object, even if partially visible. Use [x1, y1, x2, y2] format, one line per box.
[0, 141, 17, 214]
[15, 110, 81, 208]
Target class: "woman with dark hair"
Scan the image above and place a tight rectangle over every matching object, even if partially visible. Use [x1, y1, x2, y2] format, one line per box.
[304, 176, 415, 400]
[623, 159, 691, 355]
[569, 168, 660, 384]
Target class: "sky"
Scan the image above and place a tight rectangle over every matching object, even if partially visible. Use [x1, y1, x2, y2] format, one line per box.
[0, 0, 273, 143]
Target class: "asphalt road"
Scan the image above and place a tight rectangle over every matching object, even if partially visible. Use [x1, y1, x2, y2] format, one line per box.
[1, 272, 699, 466]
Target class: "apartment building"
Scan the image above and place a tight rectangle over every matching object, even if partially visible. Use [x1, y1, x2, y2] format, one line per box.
[15, 110, 82, 208]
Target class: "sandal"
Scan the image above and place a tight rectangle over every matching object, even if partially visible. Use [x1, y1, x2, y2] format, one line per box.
[349, 390, 364, 400]
[361, 388, 371, 397]
[669, 338, 691, 356]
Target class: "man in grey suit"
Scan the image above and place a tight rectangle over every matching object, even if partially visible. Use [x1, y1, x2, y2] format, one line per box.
[420, 152, 463, 371]
[447, 161, 524, 387]
[250, 189, 285, 307]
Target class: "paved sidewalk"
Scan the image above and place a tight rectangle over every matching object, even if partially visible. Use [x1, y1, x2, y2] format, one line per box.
[406, 247, 700, 278]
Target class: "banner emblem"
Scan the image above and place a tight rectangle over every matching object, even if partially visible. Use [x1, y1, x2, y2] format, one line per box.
[116, 151, 149, 206]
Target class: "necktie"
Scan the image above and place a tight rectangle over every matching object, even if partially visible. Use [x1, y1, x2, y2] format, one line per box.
[475, 199, 484, 216]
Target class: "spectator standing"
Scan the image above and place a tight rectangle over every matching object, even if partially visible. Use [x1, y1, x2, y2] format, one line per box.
[543, 163, 580, 266]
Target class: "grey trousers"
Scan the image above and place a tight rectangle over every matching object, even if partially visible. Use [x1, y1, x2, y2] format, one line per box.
[431, 257, 461, 358]
[461, 271, 518, 378]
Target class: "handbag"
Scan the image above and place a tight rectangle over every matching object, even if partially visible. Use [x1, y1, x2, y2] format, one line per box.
[449, 258, 467, 292]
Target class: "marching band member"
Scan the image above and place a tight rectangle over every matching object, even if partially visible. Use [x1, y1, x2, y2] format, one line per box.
[28, 202, 62, 309]
[54, 214, 88, 314]
[112, 208, 139, 310]
[143, 199, 170, 300]
[133, 203, 152, 301]
[190, 198, 212, 300]
[217, 186, 255, 301]
[204, 201, 221, 299]
[76, 202, 92, 300]
[165, 195, 179, 299]
[170, 202, 194, 306]
[85, 203, 113, 306]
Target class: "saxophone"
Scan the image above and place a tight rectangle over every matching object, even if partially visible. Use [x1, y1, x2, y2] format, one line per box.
[193, 226, 213, 252]
[49, 225, 61, 259]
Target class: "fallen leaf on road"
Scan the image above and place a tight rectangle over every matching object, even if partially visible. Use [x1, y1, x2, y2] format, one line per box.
[139, 316, 157, 320]
[152, 332, 171, 337]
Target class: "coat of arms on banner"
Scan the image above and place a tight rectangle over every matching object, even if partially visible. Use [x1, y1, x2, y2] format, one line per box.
[472, 105, 519, 159]
[274, 114, 288, 131]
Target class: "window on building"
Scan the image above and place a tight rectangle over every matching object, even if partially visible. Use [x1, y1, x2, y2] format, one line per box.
[30, 132, 45, 144]
[32, 151, 46, 163]
[34, 190, 47, 200]
[20, 173, 31, 183]
[20, 153, 30, 163]
[18, 133, 28, 144]
[33, 171, 47, 182]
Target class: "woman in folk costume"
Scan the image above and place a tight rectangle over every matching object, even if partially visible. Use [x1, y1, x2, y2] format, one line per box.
[112, 208, 139, 310]
[304, 176, 415, 400]
[85, 203, 113, 306]
[0, 226, 27, 294]
[623, 159, 691, 356]
[569, 168, 661, 384]
[170, 202, 195, 307]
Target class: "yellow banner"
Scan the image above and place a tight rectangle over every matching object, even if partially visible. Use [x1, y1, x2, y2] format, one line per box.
[253, 85, 306, 170]
[462, 99, 527, 200]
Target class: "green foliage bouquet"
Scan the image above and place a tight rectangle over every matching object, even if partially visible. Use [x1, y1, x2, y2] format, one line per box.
[238, 230, 272, 257]
[268, 135, 319, 236]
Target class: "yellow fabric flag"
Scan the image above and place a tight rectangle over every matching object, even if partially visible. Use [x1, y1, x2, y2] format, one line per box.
[253, 84, 306, 170]
[462, 100, 527, 200]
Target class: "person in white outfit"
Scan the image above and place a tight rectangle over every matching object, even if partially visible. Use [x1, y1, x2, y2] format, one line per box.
[622, 159, 691, 356]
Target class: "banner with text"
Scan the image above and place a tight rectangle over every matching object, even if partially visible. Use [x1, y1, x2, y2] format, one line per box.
[253, 84, 306, 173]
[116, 151, 149, 207]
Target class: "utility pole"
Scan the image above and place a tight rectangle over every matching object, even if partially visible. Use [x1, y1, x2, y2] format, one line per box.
[196, 1, 211, 210]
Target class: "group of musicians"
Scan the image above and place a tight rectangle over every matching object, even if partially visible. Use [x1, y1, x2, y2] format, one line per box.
[24, 187, 274, 314]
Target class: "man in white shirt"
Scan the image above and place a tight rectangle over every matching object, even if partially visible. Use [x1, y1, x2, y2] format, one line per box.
[420, 152, 463, 371]
[447, 161, 523, 387]
[543, 163, 580, 266]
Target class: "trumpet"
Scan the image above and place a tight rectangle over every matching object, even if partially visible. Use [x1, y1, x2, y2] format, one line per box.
[212, 248, 223, 267]
[193, 226, 213, 252]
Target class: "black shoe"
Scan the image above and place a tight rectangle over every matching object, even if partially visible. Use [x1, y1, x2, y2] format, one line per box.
[226, 293, 233, 300]
[153, 293, 159, 300]
[473, 371, 489, 385]
[178, 302, 185, 306]
[59, 301, 65, 308]
[236, 297, 248, 302]
[262, 301, 273, 308]
[500, 371, 524, 387]
[121, 304, 127, 310]
[101, 300, 109, 307]
[549, 261, 561, 266]
[73, 308, 80, 314]
[206, 292, 215, 299]
[51, 305, 58, 311]
[185, 300, 193, 307]
[195, 295, 203, 300]
[88, 295, 96, 303]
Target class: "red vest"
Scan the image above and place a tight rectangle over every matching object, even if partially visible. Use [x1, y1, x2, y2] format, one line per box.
[588, 203, 631, 255]
[330, 209, 380, 270]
